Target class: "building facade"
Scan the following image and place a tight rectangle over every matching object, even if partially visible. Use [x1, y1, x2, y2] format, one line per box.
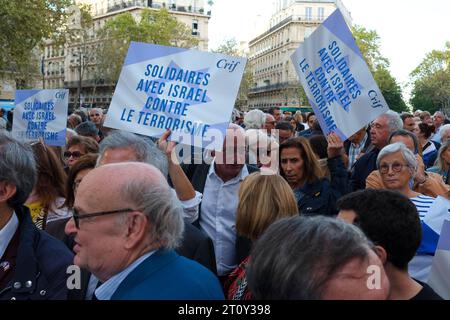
[43, 0, 211, 110]
[248, 0, 351, 111]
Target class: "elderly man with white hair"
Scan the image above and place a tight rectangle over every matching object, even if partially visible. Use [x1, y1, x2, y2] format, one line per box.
[243, 109, 266, 130]
[350, 110, 403, 190]
[65, 162, 224, 300]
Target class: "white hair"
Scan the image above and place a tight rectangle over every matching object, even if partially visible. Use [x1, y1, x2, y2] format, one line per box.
[440, 124, 450, 143]
[377, 142, 418, 174]
[244, 109, 266, 129]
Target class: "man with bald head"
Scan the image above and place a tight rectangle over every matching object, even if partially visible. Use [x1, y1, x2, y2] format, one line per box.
[182, 123, 259, 283]
[65, 162, 223, 300]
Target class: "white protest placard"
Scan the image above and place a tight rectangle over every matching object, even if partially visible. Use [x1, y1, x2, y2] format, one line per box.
[290, 9, 389, 140]
[104, 42, 247, 150]
[12, 89, 69, 146]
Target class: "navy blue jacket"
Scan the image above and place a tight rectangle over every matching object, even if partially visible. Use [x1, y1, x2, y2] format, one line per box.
[294, 156, 351, 216]
[0, 206, 73, 300]
[350, 148, 380, 191]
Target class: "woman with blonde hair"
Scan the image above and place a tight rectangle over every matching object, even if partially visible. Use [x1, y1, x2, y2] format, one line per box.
[225, 172, 298, 300]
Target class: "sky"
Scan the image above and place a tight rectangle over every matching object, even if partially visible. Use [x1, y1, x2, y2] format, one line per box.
[208, 0, 450, 99]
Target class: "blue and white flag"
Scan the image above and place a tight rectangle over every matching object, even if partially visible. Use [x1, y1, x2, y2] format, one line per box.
[428, 219, 450, 299]
[290, 9, 389, 140]
[420, 196, 450, 255]
[12, 89, 68, 146]
[104, 42, 247, 151]
[409, 196, 450, 282]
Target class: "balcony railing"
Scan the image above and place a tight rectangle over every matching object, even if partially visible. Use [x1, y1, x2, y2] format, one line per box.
[249, 81, 299, 94]
[107, 1, 209, 15]
[64, 79, 113, 88]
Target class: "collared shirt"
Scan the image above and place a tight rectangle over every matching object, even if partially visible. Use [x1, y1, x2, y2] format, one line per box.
[176, 189, 202, 224]
[348, 133, 368, 170]
[94, 250, 156, 300]
[431, 126, 442, 144]
[200, 160, 249, 276]
[0, 212, 18, 260]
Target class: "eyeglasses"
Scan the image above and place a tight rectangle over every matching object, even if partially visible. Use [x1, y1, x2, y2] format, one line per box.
[370, 123, 385, 130]
[90, 113, 101, 117]
[72, 207, 134, 229]
[379, 162, 410, 174]
[64, 151, 84, 159]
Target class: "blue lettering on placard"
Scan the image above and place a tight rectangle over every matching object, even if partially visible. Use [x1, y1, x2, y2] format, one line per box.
[368, 90, 385, 108]
[216, 59, 240, 73]
[55, 91, 66, 99]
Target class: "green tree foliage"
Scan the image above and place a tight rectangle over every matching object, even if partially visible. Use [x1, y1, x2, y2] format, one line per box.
[373, 66, 407, 113]
[352, 25, 389, 72]
[0, 0, 72, 78]
[212, 38, 253, 109]
[410, 42, 450, 113]
[95, 8, 199, 84]
[352, 25, 407, 112]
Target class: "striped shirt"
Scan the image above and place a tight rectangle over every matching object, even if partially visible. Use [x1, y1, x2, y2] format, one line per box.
[410, 194, 435, 220]
[348, 133, 368, 170]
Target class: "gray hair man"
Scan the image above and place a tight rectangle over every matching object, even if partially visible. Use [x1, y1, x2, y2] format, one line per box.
[243, 109, 266, 129]
[247, 215, 390, 299]
[350, 110, 403, 190]
[97, 130, 216, 274]
[64, 162, 223, 300]
[0, 133, 73, 300]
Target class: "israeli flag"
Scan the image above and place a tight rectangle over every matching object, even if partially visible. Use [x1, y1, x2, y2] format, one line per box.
[409, 196, 450, 282]
[428, 220, 450, 299]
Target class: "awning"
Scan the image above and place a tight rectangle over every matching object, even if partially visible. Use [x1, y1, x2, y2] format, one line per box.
[0, 100, 14, 111]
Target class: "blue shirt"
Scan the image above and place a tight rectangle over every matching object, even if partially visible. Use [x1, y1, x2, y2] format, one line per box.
[95, 250, 156, 300]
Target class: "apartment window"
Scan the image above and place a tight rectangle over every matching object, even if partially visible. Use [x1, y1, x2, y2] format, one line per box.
[318, 7, 325, 21]
[192, 20, 199, 36]
[305, 7, 312, 20]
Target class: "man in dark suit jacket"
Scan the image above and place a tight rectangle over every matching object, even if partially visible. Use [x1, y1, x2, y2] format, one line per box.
[182, 124, 259, 282]
[65, 162, 224, 300]
[0, 134, 73, 300]
[350, 111, 403, 191]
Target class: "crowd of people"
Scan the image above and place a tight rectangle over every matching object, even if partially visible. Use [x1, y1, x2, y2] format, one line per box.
[0, 105, 449, 300]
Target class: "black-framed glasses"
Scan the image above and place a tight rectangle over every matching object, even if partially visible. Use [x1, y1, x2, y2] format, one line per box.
[72, 208, 134, 229]
[379, 162, 409, 174]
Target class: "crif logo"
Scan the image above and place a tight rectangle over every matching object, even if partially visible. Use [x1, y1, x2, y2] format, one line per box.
[216, 59, 240, 73]
[55, 91, 66, 99]
[368, 90, 385, 109]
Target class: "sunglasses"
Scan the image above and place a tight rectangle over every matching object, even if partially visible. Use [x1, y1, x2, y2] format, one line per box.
[64, 151, 84, 159]
[72, 208, 134, 229]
